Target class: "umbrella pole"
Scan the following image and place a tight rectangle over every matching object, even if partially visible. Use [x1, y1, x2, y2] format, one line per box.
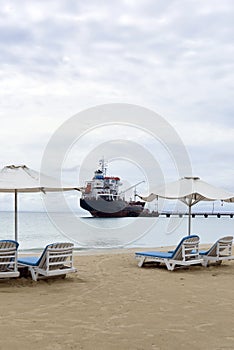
[14, 189, 18, 242]
[188, 205, 191, 235]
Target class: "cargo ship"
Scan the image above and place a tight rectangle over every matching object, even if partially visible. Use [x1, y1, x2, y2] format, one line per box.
[80, 159, 145, 217]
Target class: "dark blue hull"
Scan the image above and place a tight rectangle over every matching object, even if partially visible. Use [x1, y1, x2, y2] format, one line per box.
[80, 198, 145, 217]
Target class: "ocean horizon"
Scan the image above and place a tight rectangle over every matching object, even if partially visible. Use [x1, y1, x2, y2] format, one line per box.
[0, 211, 233, 252]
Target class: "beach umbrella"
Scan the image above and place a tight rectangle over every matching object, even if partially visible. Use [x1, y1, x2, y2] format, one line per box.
[140, 176, 234, 235]
[0, 165, 78, 241]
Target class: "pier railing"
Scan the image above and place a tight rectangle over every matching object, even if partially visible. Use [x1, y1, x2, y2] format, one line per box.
[141, 211, 234, 218]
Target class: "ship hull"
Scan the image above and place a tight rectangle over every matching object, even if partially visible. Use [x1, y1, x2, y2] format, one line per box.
[80, 198, 145, 218]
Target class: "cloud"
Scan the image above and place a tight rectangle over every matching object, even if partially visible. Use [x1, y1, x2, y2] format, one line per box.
[0, 0, 233, 211]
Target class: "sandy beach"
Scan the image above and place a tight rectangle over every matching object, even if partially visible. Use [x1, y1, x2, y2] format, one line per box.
[0, 247, 234, 350]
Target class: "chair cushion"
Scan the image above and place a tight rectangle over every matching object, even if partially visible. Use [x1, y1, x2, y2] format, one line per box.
[198, 250, 208, 256]
[135, 251, 173, 258]
[18, 256, 40, 266]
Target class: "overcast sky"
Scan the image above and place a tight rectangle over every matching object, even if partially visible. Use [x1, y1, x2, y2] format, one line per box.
[0, 0, 234, 211]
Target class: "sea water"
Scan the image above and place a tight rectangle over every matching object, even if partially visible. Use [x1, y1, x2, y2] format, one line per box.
[0, 211, 233, 251]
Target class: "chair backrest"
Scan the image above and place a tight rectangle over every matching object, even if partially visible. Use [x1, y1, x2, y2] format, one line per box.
[206, 236, 233, 257]
[38, 242, 74, 271]
[0, 240, 19, 272]
[172, 235, 200, 261]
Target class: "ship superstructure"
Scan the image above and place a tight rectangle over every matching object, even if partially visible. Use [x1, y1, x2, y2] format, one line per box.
[83, 159, 122, 201]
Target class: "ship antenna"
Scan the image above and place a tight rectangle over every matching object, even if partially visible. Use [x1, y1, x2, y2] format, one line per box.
[104, 162, 107, 176]
[99, 157, 107, 176]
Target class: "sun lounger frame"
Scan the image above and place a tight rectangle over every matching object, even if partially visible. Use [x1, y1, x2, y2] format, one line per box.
[200, 236, 234, 267]
[18, 243, 77, 281]
[136, 235, 203, 271]
[0, 240, 19, 278]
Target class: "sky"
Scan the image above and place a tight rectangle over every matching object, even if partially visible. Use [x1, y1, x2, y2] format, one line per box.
[0, 0, 234, 212]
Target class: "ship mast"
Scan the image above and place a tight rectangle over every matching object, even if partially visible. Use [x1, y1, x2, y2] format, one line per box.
[99, 158, 107, 176]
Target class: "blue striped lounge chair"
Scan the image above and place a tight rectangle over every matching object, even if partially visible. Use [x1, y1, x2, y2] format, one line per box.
[135, 235, 203, 271]
[18, 242, 77, 281]
[199, 236, 234, 267]
[0, 240, 19, 278]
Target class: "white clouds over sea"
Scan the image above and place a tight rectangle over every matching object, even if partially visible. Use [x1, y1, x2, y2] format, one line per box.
[0, 0, 234, 211]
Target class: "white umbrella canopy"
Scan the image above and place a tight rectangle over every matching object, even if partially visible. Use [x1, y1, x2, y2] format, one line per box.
[141, 177, 234, 235]
[0, 165, 78, 241]
[0, 165, 77, 192]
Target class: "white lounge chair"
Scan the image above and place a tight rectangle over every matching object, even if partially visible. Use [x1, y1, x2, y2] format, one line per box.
[199, 236, 234, 267]
[0, 240, 19, 278]
[18, 242, 77, 281]
[135, 235, 203, 271]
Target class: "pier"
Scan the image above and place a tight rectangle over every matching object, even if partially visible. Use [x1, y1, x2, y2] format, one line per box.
[141, 211, 234, 218]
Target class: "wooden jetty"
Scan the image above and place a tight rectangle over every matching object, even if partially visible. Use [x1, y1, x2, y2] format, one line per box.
[160, 212, 233, 218]
[141, 211, 234, 218]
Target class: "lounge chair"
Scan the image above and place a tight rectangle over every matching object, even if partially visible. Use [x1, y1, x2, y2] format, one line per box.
[0, 240, 19, 278]
[135, 235, 203, 271]
[199, 236, 234, 267]
[18, 242, 77, 281]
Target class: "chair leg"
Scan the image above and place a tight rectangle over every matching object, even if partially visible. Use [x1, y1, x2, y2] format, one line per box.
[201, 259, 208, 267]
[29, 267, 39, 281]
[165, 260, 175, 271]
[138, 257, 146, 267]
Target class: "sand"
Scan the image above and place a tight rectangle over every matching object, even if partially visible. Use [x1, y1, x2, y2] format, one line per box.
[0, 248, 234, 350]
